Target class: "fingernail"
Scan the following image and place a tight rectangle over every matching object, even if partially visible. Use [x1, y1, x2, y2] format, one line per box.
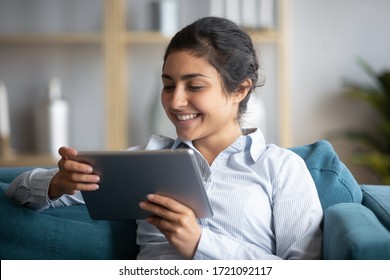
[146, 194, 154, 200]
[139, 201, 146, 208]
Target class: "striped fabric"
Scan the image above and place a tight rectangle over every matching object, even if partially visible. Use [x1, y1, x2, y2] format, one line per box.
[137, 130, 323, 259]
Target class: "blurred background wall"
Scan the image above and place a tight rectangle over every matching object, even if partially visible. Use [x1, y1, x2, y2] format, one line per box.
[287, 0, 390, 183]
[1, 0, 389, 183]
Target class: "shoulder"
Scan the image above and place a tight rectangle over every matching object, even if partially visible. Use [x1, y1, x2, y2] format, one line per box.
[259, 144, 305, 167]
[251, 144, 308, 182]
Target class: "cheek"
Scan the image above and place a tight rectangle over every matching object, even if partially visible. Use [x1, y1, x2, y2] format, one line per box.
[198, 96, 227, 112]
[161, 94, 169, 110]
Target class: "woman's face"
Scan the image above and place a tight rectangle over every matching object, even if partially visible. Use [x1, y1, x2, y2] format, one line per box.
[161, 51, 242, 147]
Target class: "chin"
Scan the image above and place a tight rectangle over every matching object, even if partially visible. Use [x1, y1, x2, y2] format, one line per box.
[176, 130, 195, 142]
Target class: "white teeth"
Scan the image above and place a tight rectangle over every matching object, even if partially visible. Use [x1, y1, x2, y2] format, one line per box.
[176, 114, 198, 121]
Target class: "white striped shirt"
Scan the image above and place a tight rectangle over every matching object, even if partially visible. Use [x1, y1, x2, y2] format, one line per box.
[6, 129, 323, 259]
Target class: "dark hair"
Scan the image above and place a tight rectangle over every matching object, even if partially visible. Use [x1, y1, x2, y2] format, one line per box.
[163, 16, 263, 121]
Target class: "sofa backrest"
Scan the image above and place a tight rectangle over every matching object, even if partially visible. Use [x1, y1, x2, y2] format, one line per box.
[289, 140, 362, 210]
[0, 167, 37, 190]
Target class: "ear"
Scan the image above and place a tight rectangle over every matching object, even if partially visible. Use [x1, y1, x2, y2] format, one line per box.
[232, 78, 252, 104]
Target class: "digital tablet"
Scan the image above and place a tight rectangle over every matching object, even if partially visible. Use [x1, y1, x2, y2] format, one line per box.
[71, 149, 213, 220]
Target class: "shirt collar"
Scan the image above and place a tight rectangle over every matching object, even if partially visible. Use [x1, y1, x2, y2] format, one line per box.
[170, 128, 266, 162]
[172, 138, 190, 149]
[244, 128, 266, 162]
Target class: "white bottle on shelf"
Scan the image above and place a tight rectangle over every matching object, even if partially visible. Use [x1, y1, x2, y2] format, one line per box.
[0, 80, 13, 159]
[34, 78, 69, 157]
[157, 0, 178, 36]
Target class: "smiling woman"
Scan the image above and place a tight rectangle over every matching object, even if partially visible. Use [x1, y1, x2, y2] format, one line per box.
[6, 16, 323, 260]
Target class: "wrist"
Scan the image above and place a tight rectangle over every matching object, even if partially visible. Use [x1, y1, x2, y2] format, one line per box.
[48, 173, 62, 199]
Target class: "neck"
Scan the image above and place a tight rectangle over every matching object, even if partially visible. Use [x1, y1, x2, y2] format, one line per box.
[193, 125, 242, 165]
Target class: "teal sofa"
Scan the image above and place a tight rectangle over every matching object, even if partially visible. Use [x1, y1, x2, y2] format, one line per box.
[1, 140, 390, 259]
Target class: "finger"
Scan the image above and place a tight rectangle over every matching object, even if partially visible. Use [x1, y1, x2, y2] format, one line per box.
[146, 216, 175, 232]
[50, 172, 99, 198]
[58, 146, 78, 158]
[58, 147, 93, 173]
[68, 182, 99, 192]
[146, 194, 191, 214]
[139, 200, 175, 221]
[58, 157, 93, 174]
[59, 182, 99, 195]
[66, 172, 100, 184]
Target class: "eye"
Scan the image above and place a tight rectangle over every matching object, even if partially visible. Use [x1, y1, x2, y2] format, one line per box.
[188, 85, 204, 92]
[162, 84, 175, 92]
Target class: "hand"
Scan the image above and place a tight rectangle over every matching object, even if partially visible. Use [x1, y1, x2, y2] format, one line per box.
[139, 194, 202, 259]
[49, 146, 100, 199]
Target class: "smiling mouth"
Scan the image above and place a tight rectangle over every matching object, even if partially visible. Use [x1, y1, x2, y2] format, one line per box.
[175, 113, 199, 121]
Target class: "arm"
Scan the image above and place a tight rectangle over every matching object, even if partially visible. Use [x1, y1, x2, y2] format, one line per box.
[6, 147, 100, 211]
[271, 153, 323, 259]
[6, 167, 81, 211]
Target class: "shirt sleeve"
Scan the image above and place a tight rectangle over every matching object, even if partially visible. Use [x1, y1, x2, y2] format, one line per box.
[271, 152, 323, 259]
[5, 168, 84, 211]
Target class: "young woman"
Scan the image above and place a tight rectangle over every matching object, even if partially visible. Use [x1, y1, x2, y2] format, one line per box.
[6, 17, 323, 260]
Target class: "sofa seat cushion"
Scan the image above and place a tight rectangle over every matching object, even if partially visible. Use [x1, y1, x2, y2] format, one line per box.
[361, 185, 390, 231]
[0, 189, 139, 260]
[290, 140, 362, 210]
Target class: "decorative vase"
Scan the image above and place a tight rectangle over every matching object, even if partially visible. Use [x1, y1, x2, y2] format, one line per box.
[34, 78, 69, 157]
[0, 81, 13, 159]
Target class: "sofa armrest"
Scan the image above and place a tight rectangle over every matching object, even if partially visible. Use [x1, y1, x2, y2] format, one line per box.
[323, 203, 390, 259]
[361, 184, 390, 231]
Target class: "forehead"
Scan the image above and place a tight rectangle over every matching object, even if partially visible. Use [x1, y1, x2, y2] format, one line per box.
[163, 51, 218, 77]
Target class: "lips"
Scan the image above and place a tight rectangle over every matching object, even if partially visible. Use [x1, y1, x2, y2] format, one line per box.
[175, 113, 199, 121]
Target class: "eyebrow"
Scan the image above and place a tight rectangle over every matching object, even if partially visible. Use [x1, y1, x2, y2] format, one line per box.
[161, 73, 210, 81]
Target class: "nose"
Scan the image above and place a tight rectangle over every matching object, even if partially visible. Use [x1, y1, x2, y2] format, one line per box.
[169, 85, 188, 109]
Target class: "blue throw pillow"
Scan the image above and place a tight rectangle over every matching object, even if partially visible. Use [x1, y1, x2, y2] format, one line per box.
[289, 140, 362, 210]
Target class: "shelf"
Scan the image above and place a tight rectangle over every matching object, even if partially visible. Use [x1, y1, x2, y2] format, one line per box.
[248, 29, 280, 44]
[0, 33, 102, 44]
[0, 154, 58, 167]
[122, 31, 171, 44]
[0, 29, 279, 46]
[123, 29, 279, 45]
[0, 30, 279, 46]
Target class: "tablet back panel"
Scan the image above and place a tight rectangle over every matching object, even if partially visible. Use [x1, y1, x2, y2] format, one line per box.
[74, 149, 213, 220]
